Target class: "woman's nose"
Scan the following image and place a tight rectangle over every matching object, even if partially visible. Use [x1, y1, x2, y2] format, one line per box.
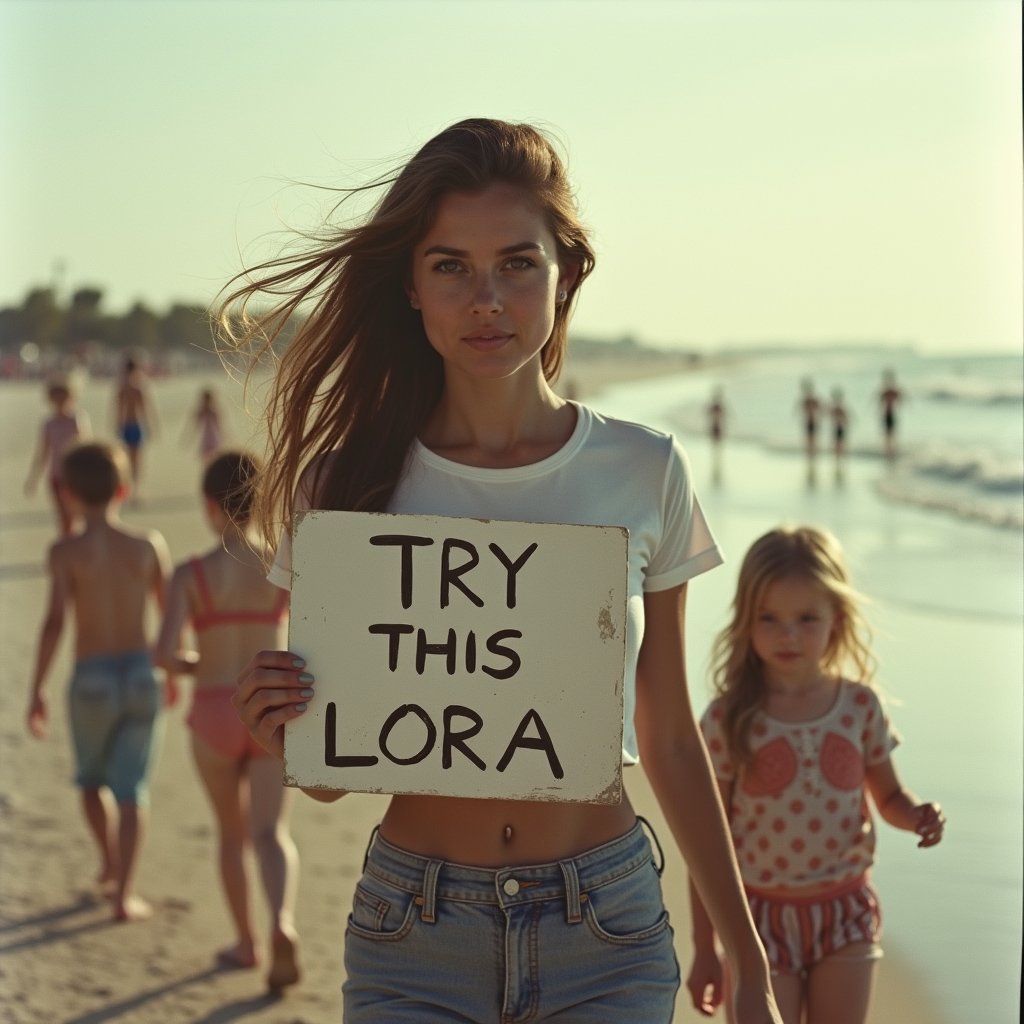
[471, 276, 503, 314]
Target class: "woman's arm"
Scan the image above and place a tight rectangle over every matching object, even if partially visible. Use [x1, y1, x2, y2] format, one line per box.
[866, 757, 945, 848]
[686, 775, 733, 1015]
[635, 583, 780, 1024]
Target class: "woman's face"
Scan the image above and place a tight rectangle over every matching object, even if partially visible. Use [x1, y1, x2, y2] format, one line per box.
[407, 183, 574, 384]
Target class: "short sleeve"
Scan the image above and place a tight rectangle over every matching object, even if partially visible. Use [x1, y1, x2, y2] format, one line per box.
[644, 436, 723, 591]
[266, 465, 318, 592]
[856, 686, 901, 765]
[266, 524, 293, 591]
[699, 700, 736, 782]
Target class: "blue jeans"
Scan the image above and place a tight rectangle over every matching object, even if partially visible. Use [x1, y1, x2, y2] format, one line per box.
[68, 650, 163, 805]
[343, 819, 680, 1022]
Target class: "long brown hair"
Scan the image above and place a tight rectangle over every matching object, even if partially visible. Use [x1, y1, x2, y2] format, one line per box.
[710, 525, 877, 768]
[216, 118, 596, 551]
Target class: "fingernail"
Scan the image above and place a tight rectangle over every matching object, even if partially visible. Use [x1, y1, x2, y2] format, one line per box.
[299, 688, 314, 698]
[294, 703, 307, 712]
[291, 657, 306, 668]
[298, 672, 314, 683]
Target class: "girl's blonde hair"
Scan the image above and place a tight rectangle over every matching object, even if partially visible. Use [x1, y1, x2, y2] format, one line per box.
[711, 525, 876, 767]
[216, 118, 596, 552]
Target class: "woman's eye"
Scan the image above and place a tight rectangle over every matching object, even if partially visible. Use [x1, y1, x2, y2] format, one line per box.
[504, 256, 535, 270]
[432, 259, 462, 274]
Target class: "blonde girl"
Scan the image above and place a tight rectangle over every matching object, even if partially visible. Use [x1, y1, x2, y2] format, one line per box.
[688, 525, 944, 1024]
[222, 118, 781, 1023]
[155, 451, 300, 990]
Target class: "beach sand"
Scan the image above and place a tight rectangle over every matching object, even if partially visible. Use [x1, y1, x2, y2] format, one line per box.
[0, 363, 954, 1023]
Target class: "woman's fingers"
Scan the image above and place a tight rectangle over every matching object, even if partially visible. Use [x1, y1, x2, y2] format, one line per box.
[233, 650, 314, 760]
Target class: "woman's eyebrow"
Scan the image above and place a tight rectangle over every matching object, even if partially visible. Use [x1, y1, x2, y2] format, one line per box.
[422, 241, 544, 258]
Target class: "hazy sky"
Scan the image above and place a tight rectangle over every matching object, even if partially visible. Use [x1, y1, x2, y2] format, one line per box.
[2, 0, 1020, 353]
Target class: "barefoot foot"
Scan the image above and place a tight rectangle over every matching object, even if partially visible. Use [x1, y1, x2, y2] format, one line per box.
[266, 929, 301, 991]
[113, 895, 153, 922]
[216, 943, 258, 970]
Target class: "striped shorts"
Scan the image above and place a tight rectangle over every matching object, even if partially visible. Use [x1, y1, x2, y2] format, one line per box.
[746, 875, 883, 976]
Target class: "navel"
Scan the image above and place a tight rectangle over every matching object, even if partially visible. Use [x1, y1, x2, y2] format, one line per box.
[503, 825, 514, 843]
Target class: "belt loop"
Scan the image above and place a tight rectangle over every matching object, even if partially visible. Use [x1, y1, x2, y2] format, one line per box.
[361, 824, 381, 874]
[636, 815, 666, 877]
[559, 860, 583, 924]
[421, 859, 442, 924]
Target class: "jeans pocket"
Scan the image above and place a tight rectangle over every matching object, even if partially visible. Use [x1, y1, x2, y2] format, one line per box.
[583, 862, 671, 945]
[346, 878, 418, 943]
[124, 668, 161, 720]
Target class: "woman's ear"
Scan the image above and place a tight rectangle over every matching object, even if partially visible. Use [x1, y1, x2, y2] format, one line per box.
[405, 284, 421, 311]
[557, 260, 582, 299]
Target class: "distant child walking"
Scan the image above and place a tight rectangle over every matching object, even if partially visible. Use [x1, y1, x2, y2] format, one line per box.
[687, 525, 945, 1024]
[181, 387, 224, 463]
[114, 356, 157, 492]
[155, 451, 300, 991]
[26, 442, 174, 921]
[23, 377, 92, 535]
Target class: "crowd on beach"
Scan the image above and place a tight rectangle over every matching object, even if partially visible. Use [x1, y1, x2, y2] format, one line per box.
[19, 118, 945, 1024]
[705, 370, 906, 487]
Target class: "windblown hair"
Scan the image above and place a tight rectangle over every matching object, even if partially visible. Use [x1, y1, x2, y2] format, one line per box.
[62, 442, 127, 506]
[202, 450, 260, 526]
[710, 525, 876, 768]
[216, 118, 596, 551]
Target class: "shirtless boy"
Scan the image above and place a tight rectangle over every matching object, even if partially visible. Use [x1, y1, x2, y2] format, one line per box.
[26, 441, 175, 921]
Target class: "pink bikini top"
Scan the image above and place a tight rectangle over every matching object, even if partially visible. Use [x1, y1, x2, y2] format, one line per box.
[190, 558, 289, 632]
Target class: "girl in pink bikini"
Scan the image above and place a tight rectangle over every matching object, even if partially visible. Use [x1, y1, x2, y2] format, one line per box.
[687, 526, 945, 1024]
[155, 450, 300, 990]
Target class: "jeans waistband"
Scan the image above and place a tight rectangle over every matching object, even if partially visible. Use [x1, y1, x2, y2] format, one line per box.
[74, 649, 153, 673]
[363, 818, 660, 923]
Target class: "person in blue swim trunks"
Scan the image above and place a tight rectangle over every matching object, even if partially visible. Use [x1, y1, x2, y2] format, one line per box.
[114, 356, 157, 492]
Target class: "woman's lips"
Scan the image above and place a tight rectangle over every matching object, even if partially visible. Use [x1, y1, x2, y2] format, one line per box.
[463, 332, 513, 351]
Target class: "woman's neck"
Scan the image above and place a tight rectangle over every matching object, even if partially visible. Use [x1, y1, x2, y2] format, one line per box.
[421, 374, 574, 468]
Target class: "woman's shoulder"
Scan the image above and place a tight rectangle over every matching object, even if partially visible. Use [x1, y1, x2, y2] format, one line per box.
[296, 450, 343, 506]
[579, 404, 681, 461]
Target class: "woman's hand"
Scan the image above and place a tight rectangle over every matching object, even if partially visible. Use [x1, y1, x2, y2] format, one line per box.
[232, 650, 314, 760]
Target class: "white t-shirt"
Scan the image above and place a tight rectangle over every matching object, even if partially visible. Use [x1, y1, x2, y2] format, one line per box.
[269, 402, 723, 763]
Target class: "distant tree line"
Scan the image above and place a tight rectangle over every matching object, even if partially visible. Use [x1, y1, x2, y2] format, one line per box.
[0, 287, 219, 356]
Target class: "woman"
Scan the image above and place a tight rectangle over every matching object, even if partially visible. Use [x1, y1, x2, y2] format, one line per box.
[222, 118, 780, 1023]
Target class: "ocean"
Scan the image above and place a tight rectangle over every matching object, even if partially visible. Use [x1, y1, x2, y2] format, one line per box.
[586, 346, 1023, 1024]
[621, 346, 1024, 533]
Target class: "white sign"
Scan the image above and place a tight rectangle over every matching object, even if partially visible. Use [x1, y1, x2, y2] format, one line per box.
[284, 510, 628, 804]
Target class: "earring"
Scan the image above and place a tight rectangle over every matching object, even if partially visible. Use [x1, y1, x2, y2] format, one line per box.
[557, 290, 568, 304]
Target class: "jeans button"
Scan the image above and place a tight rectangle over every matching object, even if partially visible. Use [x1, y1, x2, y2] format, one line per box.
[502, 877, 520, 896]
